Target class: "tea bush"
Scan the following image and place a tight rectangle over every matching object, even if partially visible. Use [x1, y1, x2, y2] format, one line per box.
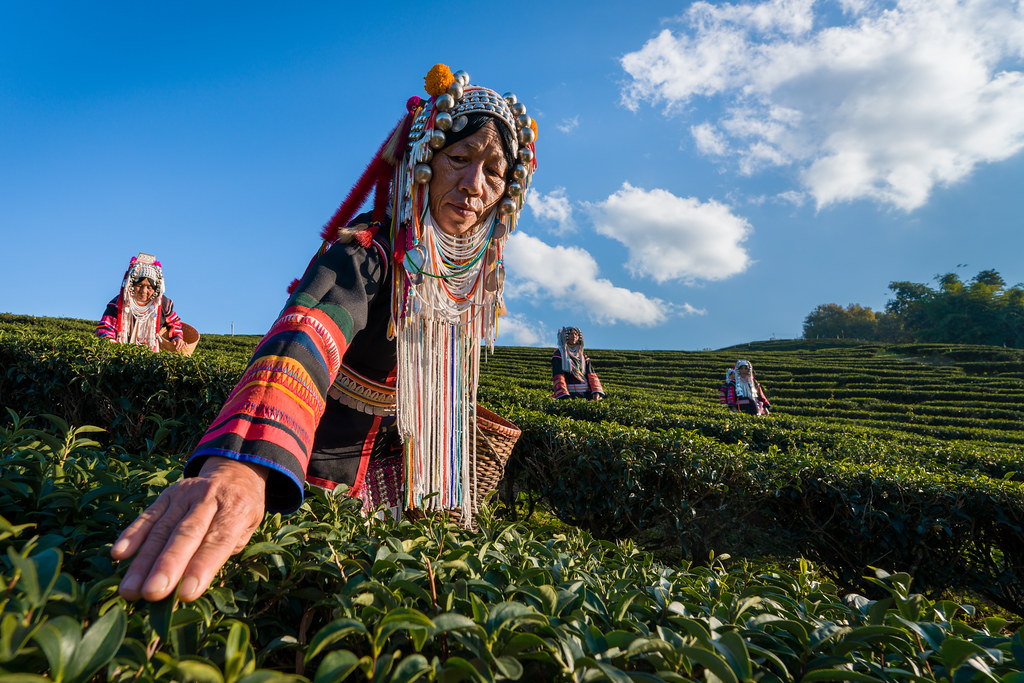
[4, 314, 1024, 678]
[3, 412, 1024, 681]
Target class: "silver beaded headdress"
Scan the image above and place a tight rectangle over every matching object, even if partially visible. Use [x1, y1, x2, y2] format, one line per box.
[396, 67, 537, 246]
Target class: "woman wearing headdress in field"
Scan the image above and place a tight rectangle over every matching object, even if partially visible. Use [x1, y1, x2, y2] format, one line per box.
[724, 359, 771, 415]
[551, 326, 605, 401]
[112, 65, 538, 603]
[97, 253, 186, 352]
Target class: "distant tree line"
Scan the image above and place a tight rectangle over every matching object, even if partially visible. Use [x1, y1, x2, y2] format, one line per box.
[803, 269, 1024, 347]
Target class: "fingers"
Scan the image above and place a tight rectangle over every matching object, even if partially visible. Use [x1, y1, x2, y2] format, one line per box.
[115, 482, 218, 601]
[135, 494, 223, 602]
[114, 460, 269, 602]
[175, 509, 261, 601]
[111, 487, 173, 560]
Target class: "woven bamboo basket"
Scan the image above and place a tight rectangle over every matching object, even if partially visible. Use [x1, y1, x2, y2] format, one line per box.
[159, 322, 200, 356]
[444, 405, 521, 528]
[397, 405, 521, 528]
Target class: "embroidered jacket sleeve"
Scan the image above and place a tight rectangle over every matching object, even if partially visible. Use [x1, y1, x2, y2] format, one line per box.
[96, 296, 120, 341]
[550, 350, 570, 399]
[725, 383, 738, 411]
[756, 382, 770, 410]
[184, 238, 386, 512]
[160, 297, 183, 339]
[584, 358, 605, 398]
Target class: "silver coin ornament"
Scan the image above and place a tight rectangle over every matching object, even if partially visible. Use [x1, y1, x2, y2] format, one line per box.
[435, 112, 453, 131]
[484, 264, 506, 292]
[428, 130, 447, 149]
[451, 115, 468, 133]
[413, 163, 433, 184]
[403, 244, 427, 285]
[491, 220, 508, 239]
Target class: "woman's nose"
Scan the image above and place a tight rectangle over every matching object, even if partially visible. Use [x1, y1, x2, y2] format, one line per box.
[459, 163, 486, 196]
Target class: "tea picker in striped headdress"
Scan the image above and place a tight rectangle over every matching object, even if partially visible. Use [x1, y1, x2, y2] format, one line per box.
[113, 65, 538, 603]
[551, 326, 605, 400]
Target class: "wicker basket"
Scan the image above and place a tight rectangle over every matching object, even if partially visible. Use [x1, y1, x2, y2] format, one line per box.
[444, 405, 521, 528]
[397, 406, 521, 528]
[159, 322, 200, 356]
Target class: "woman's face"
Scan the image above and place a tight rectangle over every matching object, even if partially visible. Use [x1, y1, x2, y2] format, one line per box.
[566, 329, 580, 345]
[132, 278, 156, 304]
[428, 120, 508, 237]
[738, 365, 751, 378]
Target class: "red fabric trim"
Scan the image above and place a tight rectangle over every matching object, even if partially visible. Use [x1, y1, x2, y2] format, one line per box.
[349, 414, 382, 498]
[307, 475, 339, 491]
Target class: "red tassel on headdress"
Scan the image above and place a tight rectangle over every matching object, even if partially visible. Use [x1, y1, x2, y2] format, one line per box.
[291, 97, 423, 294]
[320, 102, 419, 244]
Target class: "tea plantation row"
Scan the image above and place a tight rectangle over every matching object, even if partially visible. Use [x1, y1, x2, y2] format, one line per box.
[2, 314, 1024, 680]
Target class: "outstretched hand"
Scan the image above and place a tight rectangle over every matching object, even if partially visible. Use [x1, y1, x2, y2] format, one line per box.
[112, 456, 268, 602]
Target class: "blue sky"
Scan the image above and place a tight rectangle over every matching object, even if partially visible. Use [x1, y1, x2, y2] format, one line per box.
[3, 0, 1023, 351]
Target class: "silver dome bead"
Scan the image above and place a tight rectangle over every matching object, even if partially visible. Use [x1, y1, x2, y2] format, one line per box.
[428, 130, 446, 149]
[519, 147, 534, 163]
[518, 127, 536, 145]
[511, 102, 527, 116]
[507, 182, 523, 197]
[498, 197, 517, 215]
[448, 81, 464, 100]
[435, 112, 453, 131]
[435, 93, 455, 111]
[413, 163, 433, 183]
[453, 70, 470, 86]
[517, 114, 532, 129]
[503, 92, 517, 106]
[513, 164, 528, 180]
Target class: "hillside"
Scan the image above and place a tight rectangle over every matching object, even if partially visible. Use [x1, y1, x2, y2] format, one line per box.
[3, 313, 1024, 680]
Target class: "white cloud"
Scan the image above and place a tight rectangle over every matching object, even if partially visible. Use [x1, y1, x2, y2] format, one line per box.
[557, 115, 580, 133]
[692, 122, 729, 155]
[504, 232, 684, 326]
[622, 0, 1024, 211]
[776, 190, 807, 206]
[526, 187, 576, 233]
[588, 182, 752, 284]
[494, 313, 547, 346]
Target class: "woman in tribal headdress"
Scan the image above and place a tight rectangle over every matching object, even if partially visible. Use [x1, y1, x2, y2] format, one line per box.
[96, 254, 185, 352]
[725, 359, 771, 415]
[113, 64, 538, 603]
[551, 326, 605, 401]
